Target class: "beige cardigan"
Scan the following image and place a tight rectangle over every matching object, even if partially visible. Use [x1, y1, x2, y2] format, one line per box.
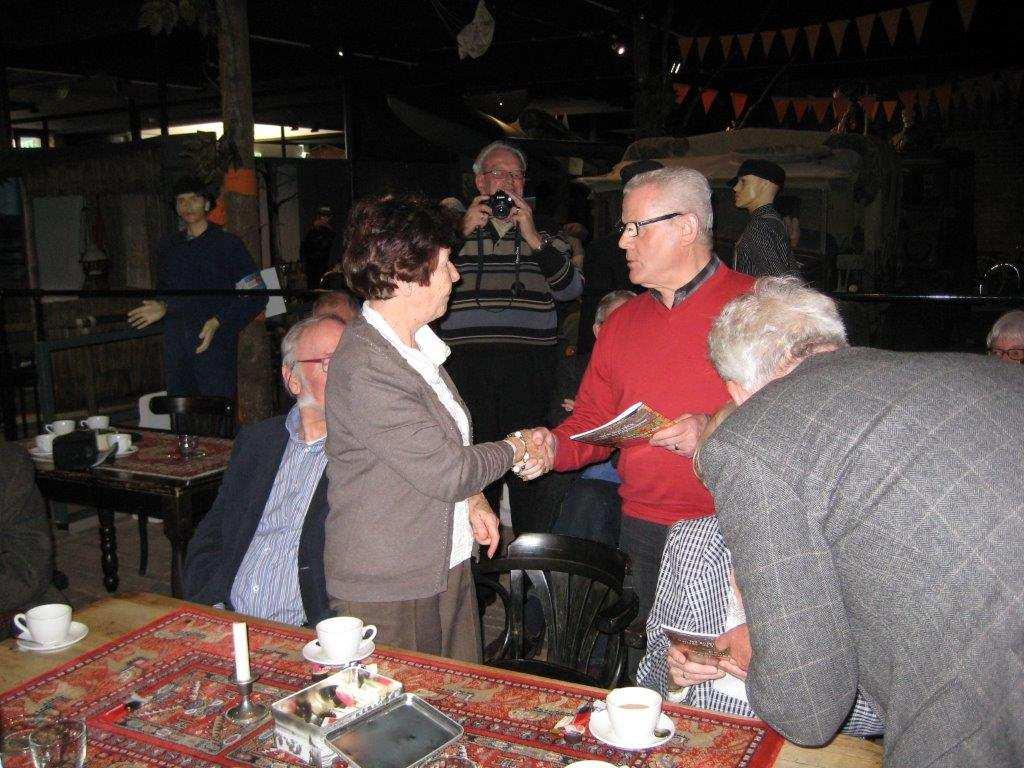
[323, 316, 514, 602]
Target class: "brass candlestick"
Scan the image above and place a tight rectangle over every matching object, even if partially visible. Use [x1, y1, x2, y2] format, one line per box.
[225, 677, 269, 723]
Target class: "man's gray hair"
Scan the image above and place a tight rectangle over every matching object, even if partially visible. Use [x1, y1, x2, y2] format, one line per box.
[987, 309, 1024, 347]
[281, 315, 343, 369]
[472, 141, 527, 174]
[709, 276, 848, 392]
[623, 166, 714, 243]
[595, 290, 637, 326]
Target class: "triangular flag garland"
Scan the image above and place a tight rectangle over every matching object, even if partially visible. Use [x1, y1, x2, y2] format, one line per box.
[811, 97, 832, 123]
[697, 36, 713, 60]
[678, 37, 694, 61]
[880, 8, 902, 46]
[861, 95, 880, 121]
[907, 2, 930, 43]
[781, 27, 799, 56]
[673, 83, 691, 104]
[731, 92, 748, 117]
[933, 84, 951, 113]
[898, 89, 918, 113]
[759, 29, 777, 57]
[805, 24, 822, 57]
[882, 100, 898, 121]
[726, 35, 741, 60]
[772, 96, 791, 122]
[827, 19, 849, 52]
[793, 100, 809, 122]
[701, 89, 719, 113]
[738, 32, 755, 60]
[957, 0, 977, 30]
[855, 13, 876, 50]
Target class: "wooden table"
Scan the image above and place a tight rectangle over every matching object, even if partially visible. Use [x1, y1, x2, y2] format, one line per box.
[0, 594, 882, 768]
[25, 431, 230, 596]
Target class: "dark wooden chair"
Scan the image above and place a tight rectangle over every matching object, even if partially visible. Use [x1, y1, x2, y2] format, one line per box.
[472, 532, 638, 689]
[134, 396, 235, 575]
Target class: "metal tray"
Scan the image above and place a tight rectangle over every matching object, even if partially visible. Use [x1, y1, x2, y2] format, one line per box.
[324, 693, 463, 768]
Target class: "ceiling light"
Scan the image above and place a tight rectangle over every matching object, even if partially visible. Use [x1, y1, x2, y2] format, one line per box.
[670, 61, 682, 74]
[614, 43, 627, 56]
[337, 49, 345, 57]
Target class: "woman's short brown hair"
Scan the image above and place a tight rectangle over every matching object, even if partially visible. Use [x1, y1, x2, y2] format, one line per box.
[342, 193, 461, 300]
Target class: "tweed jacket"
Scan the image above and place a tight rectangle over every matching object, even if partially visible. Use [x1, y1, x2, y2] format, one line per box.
[700, 347, 1024, 767]
[637, 516, 883, 736]
[324, 315, 514, 603]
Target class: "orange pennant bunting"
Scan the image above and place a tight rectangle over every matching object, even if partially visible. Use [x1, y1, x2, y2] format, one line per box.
[908, 2, 930, 43]
[731, 92, 748, 117]
[759, 29, 777, 56]
[781, 27, 799, 56]
[861, 95, 879, 121]
[805, 25, 822, 57]
[933, 84, 951, 114]
[738, 33, 755, 60]
[673, 83, 691, 104]
[811, 98, 831, 123]
[793, 99, 809, 122]
[855, 14, 876, 50]
[697, 36, 713, 61]
[678, 37, 694, 60]
[701, 89, 719, 113]
[880, 8, 902, 45]
[957, 0, 977, 30]
[827, 19, 849, 52]
[772, 96, 790, 123]
[882, 100, 898, 122]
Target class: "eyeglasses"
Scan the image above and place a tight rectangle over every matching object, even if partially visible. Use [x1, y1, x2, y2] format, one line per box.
[481, 168, 525, 182]
[295, 357, 332, 372]
[616, 212, 684, 238]
[988, 347, 1024, 362]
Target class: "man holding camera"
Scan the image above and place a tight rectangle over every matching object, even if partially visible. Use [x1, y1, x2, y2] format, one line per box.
[438, 141, 582, 534]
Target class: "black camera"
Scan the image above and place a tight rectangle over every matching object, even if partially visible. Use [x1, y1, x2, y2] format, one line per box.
[488, 190, 514, 219]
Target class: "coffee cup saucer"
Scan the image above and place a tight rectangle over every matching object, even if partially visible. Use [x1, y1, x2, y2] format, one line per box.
[29, 447, 54, 460]
[16, 621, 89, 653]
[301, 638, 374, 666]
[113, 446, 139, 457]
[588, 709, 674, 751]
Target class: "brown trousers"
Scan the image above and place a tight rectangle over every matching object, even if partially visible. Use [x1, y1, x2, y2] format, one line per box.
[329, 559, 481, 663]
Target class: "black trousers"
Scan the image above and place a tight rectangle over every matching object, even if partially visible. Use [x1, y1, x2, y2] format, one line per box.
[619, 515, 670, 680]
[446, 345, 558, 535]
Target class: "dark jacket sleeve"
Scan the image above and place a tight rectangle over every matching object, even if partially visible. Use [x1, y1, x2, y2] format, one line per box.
[183, 426, 257, 605]
[0, 443, 54, 612]
[213, 232, 264, 333]
[703, 438, 859, 745]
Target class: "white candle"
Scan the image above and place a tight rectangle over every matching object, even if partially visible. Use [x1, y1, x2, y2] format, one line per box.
[232, 622, 251, 682]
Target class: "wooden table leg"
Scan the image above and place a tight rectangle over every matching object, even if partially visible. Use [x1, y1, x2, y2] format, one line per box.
[163, 494, 192, 598]
[97, 507, 119, 593]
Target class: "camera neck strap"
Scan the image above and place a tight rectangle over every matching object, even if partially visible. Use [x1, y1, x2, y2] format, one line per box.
[474, 223, 522, 311]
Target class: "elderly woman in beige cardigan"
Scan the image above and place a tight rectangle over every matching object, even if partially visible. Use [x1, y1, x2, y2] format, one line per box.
[323, 194, 547, 662]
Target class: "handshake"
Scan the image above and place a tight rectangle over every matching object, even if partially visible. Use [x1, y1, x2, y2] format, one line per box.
[505, 427, 558, 482]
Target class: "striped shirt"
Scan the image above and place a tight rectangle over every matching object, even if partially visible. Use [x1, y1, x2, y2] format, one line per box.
[439, 222, 583, 347]
[733, 203, 799, 278]
[637, 517, 884, 736]
[229, 406, 327, 625]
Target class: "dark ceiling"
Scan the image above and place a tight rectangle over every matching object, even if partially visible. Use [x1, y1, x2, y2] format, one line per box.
[4, 0, 1021, 143]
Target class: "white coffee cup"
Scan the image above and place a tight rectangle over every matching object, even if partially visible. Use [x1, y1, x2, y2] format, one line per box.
[81, 415, 110, 430]
[316, 616, 377, 660]
[605, 687, 663, 746]
[45, 420, 76, 436]
[35, 433, 56, 453]
[13, 603, 72, 646]
[110, 433, 132, 455]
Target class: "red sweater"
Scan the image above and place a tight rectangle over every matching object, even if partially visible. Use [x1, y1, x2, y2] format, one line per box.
[553, 265, 754, 526]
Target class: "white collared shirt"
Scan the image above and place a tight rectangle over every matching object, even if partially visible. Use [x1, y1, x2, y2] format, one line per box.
[362, 305, 473, 568]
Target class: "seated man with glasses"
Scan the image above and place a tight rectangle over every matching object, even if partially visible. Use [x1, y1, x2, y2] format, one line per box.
[987, 309, 1024, 364]
[438, 141, 582, 535]
[524, 167, 754, 646]
[184, 315, 345, 626]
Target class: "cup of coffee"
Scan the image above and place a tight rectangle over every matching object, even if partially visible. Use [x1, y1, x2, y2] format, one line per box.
[13, 603, 72, 646]
[110, 433, 132, 455]
[81, 415, 110, 430]
[315, 616, 377, 660]
[45, 420, 76, 436]
[35, 433, 56, 453]
[605, 687, 663, 747]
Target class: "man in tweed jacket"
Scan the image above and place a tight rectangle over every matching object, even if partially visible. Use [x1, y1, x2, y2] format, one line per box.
[696, 277, 1023, 767]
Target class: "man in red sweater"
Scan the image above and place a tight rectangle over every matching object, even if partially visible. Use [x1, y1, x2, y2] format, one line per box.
[529, 166, 754, 630]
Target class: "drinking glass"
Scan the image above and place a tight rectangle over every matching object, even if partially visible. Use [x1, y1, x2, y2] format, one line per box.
[0, 726, 35, 768]
[28, 720, 86, 768]
[177, 434, 198, 460]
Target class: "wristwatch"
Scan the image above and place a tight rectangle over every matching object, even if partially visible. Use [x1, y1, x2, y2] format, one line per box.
[504, 430, 530, 468]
